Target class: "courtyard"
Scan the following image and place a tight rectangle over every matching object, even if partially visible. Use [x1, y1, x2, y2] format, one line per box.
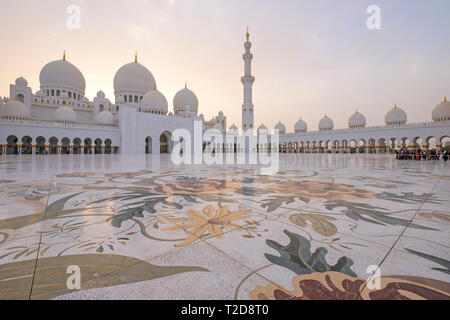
[0, 154, 449, 300]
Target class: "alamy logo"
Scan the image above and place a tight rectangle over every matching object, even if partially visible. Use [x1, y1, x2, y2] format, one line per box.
[366, 5, 381, 30]
[66, 265, 81, 290]
[66, 5, 81, 30]
[170, 121, 280, 175]
[366, 265, 381, 290]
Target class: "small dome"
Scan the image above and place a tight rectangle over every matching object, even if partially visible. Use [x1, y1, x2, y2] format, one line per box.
[432, 97, 450, 122]
[141, 89, 168, 114]
[54, 106, 76, 122]
[294, 117, 307, 132]
[274, 121, 286, 134]
[218, 111, 224, 116]
[15, 76, 28, 87]
[319, 115, 334, 130]
[174, 86, 199, 111]
[348, 110, 366, 128]
[97, 90, 105, 99]
[385, 104, 407, 126]
[39, 58, 86, 92]
[227, 124, 239, 134]
[258, 123, 268, 134]
[81, 97, 89, 103]
[36, 90, 44, 97]
[113, 61, 155, 94]
[97, 110, 114, 125]
[0, 99, 30, 119]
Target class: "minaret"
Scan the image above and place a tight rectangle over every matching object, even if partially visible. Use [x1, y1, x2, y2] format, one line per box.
[241, 27, 255, 132]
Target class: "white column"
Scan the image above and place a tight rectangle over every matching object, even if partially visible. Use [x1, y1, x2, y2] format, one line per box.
[241, 28, 255, 136]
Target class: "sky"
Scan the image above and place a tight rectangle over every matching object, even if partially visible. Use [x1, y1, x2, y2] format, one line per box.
[0, 0, 449, 131]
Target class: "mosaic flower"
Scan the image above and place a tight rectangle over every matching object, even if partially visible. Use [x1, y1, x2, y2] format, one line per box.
[250, 272, 450, 300]
[164, 205, 251, 247]
[153, 179, 242, 195]
[265, 180, 376, 201]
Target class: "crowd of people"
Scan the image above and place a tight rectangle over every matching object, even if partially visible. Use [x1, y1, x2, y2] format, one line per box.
[396, 149, 449, 161]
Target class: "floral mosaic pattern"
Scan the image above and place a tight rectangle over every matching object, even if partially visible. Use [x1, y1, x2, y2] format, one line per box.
[0, 155, 449, 300]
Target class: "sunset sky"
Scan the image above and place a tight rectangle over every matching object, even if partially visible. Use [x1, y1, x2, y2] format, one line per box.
[0, 0, 449, 131]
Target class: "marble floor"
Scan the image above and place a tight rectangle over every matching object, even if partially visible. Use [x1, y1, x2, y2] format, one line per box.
[0, 154, 449, 300]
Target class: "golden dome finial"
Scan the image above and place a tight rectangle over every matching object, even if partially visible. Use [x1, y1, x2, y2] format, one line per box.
[63, 50, 66, 61]
[185, 81, 187, 89]
[246, 26, 250, 39]
[135, 51, 138, 63]
[154, 82, 157, 90]
[444, 96, 447, 102]
[394, 103, 397, 109]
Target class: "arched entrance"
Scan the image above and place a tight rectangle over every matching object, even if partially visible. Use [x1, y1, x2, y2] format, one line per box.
[84, 138, 92, 154]
[49, 137, 58, 154]
[73, 138, 81, 154]
[95, 138, 103, 154]
[22, 136, 32, 154]
[160, 131, 171, 154]
[61, 137, 70, 154]
[145, 137, 152, 154]
[105, 139, 112, 154]
[36, 136, 46, 154]
[7, 135, 18, 155]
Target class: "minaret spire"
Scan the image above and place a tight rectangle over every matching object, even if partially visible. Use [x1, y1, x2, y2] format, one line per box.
[63, 50, 66, 61]
[241, 27, 255, 133]
[135, 51, 138, 63]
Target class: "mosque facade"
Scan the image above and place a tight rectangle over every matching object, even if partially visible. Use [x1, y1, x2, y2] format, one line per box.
[0, 52, 225, 155]
[1, 31, 449, 156]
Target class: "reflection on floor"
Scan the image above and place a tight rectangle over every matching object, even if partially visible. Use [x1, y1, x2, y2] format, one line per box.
[0, 154, 449, 300]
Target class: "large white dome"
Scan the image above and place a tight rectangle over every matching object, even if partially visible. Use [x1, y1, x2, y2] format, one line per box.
[348, 110, 366, 128]
[141, 89, 168, 114]
[319, 115, 334, 131]
[432, 97, 450, 122]
[0, 99, 30, 119]
[113, 62, 155, 94]
[174, 87, 199, 109]
[294, 118, 307, 132]
[274, 121, 286, 134]
[96, 110, 114, 126]
[54, 106, 76, 122]
[39, 59, 86, 92]
[385, 104, 407, 126]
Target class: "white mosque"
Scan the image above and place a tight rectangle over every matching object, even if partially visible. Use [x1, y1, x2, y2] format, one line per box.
[0, 30, 449, 155]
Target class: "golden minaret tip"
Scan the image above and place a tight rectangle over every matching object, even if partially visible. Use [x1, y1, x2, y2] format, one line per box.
[246, 26, 250, 39]
[444, 96, 447, 102]
[135, 51, 138, 63]
[63, 50, 66, 61]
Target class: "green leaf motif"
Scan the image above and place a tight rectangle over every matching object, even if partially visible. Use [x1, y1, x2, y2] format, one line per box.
[289, 213, 337, 237]
[405, 248, 450, 276]
[265, 229, 357, 277]
[324, 200, 437, 230]
[261, 196, 309, 212]
[0, 254, 209, 300]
